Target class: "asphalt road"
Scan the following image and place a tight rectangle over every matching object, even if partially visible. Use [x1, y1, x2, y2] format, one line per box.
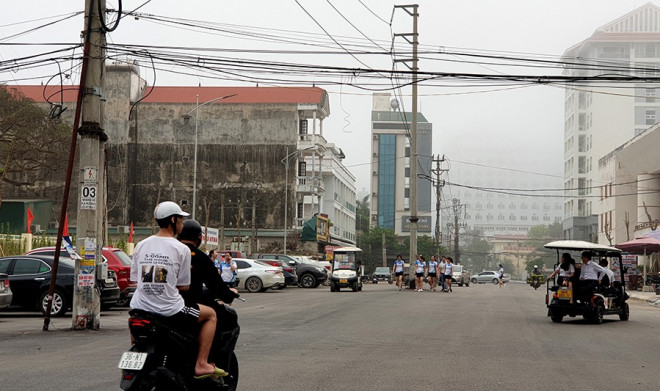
[1, 282, 659, 391]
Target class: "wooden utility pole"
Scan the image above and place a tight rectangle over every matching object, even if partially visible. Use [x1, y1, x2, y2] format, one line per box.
[73, 0, 108, 330]
[394, 4, 419, 271]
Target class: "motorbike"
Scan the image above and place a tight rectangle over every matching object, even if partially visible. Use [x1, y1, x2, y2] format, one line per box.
[527, 273, 545, 290]
[119, 300, 241, 391]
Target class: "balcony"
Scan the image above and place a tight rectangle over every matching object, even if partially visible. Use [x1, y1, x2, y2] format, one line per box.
[296, 176, 325, 194]
[297, 134, 327, 154]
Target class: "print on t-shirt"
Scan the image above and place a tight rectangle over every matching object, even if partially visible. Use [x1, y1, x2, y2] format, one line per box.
[154, 267, 168, 283]
[142, 265, 154, 282]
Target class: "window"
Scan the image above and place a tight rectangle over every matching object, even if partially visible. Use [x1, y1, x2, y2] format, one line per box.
[646, 109, 656, 126]
[0, 259, 10, 273]
[298, 161, 307, 177]
[235, 260, 251, 269]
[299, 119, 308, 134]
[647, 88, 656, 103]
[13, 259, 50, 274]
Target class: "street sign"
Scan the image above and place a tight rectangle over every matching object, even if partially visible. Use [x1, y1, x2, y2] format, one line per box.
[80, 185, 97, 210]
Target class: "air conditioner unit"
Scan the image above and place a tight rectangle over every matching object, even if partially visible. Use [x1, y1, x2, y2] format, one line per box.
[373, 171, 377, 176]
[372, 152, 378, 157]
[118, 225, 130, 234]
[49, 221, 59, 229]
[373, 134, 378, 140]
[372, 192, 378, 197]
[30, 224, 42, 234]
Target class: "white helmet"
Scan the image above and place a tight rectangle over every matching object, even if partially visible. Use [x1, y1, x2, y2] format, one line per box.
[154, 201, 190, 220]
[534, 265, 538, 268]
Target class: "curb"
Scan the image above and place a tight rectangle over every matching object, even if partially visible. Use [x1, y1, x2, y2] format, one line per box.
[628, 293, 660, 306]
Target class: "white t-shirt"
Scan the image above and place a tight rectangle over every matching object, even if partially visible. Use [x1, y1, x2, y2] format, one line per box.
[444, 262, 453, 276]
[220, 260, 237, 283]
[415, 260, 426, 273]
[428, 261, 438, 273]
[555, 264, 575, 277]
[394, 260, 404, 273]
[130, 235, 191, 317]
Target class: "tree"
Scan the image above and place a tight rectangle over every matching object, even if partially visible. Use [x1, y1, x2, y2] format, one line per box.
[462, 230, 493, 272]
[355, 194, 370, 234]
[357, 226, 403, 273]
[0, 85, 70, 207]
[524, 222, 563, 272]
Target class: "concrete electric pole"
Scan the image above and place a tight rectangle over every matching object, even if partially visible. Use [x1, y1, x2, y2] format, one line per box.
[393, 4, 419, 270]
[73, 0, 108, 330]
[431, 155, 447, 255]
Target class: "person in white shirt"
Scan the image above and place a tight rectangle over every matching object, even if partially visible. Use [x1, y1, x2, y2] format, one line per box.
[439, 256, 448, 291]
[444, 257, 454, 292]
[548, 253, 576, 304]
[392, 255, 405, 291]
[414, 255, 426, 292]
[219, 253, 238, 288]
[598, 258, 615, 288]
[130, 201, 221, 379]
[427, 255, 439, 291]
[578, 251, 610, 300]
[497, 264, 505, 287]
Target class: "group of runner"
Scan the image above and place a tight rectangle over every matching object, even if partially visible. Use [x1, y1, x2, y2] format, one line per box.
[391, 254, 456, 292]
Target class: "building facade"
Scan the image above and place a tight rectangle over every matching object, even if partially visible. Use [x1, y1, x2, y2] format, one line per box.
[369, 93, 432, 236]
[562, 3, 660, 240]
[8, 63, 357, 251]
[447, 147, 564, 237]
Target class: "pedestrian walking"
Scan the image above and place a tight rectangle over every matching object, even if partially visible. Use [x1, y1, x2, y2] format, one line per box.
[498, 263, 505, 287]
[444, 257, 454, 292]
[427, 255, 439, 291]
[393, 255, 405, 291]
[414, 254, 426, 292]
[439, 256, 447, 292]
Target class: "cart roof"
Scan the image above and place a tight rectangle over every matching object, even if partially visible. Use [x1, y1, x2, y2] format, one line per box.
[333, 246, 362, 253]
[543, 240, 621, 253]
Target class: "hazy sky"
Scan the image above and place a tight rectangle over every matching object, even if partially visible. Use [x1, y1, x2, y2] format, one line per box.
[2, 0, 657, 197]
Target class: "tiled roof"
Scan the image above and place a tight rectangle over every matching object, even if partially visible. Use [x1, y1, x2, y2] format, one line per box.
[9, 85, 326, 105]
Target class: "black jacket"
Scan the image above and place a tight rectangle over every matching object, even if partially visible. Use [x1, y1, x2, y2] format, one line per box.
[180, 242, 238, 306]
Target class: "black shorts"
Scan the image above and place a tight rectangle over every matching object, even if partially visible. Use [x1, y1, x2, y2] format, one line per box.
[428, 273, 437, 278]
[395, 272, 404, 277]
[166, 304, 201, 331]
[415, 272, 424, 278]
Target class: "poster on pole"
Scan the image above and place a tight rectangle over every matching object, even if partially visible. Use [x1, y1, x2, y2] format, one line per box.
[81, 166, 97, 210]
[203, 227, 219, 248]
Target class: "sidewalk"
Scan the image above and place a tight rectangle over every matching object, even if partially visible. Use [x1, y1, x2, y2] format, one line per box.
[627, 289, 660, 306]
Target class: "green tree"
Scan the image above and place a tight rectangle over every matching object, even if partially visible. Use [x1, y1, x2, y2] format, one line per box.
[462, 230, 493, 272]
[355, 194, 370, 235]
[524, 222, 563, 272]
[0, 85, 70, 207]
[357, 226, 403, 273]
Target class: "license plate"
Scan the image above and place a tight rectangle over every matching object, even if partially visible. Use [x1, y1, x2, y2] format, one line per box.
[557, 289, 572, 300]
[339, 279, 348, 284]
[118, 352, 147, 370]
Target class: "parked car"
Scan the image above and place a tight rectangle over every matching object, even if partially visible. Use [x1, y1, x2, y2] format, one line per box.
[27, 246, 136, 306]
[257, 254, 328, 288]
[371, 266, 392, 284]
[470, 271, 510, 285]
[234, 258, 285, 293]
[259, 259, 298, 288]
[0, 273, 12, 309]
[0, 255, 119, 316]
[451, 264, 470, 287]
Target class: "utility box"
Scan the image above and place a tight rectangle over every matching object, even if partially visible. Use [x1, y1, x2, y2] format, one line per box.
[0, 199, 52, 234]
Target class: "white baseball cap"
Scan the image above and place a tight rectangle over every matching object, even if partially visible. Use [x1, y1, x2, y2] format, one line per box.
[154, 201, 190, 219]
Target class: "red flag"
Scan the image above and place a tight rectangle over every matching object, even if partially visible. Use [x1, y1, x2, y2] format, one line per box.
[26, 207, 34, 234]
[62, 214, 73, 247]
[128, 221, 134, 243]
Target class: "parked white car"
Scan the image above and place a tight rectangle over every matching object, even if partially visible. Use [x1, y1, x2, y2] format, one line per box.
[233, 258, 285, 293]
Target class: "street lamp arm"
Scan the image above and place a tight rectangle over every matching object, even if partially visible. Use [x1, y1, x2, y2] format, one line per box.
[185, 94, 237, 116]
[281, 146, 316, 164]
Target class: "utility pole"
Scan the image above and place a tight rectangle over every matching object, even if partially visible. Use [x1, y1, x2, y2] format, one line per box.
[73, 0, 107, 330]
[382, 232, 387, 267]
[431, 155, 447, 255]
[451, 198, 466, 264]
[394, 4, 419, 270]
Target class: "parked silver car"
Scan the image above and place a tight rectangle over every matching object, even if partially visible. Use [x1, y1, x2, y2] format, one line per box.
[0, 273, 12, 309]
[234, 258, 285, 293]
[470, 271, 510, 285]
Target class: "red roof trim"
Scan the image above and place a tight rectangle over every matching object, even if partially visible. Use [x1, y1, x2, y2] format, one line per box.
[10, 85, 325, 105]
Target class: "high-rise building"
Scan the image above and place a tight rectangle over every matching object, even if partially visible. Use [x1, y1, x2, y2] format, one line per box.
[369, 93, 432, 236]
[562, 3, 660, 240]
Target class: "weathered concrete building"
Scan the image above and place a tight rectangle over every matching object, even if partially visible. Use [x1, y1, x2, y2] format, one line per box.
[8, 63, 357, 252]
